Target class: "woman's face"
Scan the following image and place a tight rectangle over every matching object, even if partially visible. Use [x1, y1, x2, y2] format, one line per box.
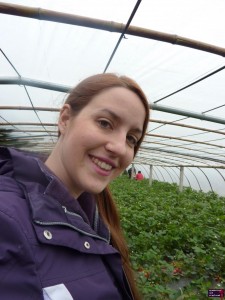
[54, 87, 146, 197]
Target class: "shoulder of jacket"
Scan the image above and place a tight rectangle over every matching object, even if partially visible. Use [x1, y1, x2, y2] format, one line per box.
[0, 176, 31, 227]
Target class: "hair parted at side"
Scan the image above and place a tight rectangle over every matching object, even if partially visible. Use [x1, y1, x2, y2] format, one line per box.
[64, 73, 150, 299]
[65, 73, 149, 156]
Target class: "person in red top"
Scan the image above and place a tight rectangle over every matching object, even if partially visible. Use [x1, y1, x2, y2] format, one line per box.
[135, 171, 144, 181]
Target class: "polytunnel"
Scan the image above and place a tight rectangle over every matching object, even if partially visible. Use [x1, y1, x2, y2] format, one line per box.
[1, 0, 225, 195]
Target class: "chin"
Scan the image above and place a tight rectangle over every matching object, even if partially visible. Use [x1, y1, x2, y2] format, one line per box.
[75, 172, 110, 195]
[85, 183, 108, 195]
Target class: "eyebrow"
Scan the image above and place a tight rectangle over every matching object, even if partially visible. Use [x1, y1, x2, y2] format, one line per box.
[100, 108, 143, 135]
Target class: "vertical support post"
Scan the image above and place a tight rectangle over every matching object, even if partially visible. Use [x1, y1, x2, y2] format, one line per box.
[149, 165, 153, 186]
[179, 166, 184, 192]
[131, 163, 135, 180]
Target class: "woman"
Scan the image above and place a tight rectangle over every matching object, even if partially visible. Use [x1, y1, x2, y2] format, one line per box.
[135, 171, 144, 181]
[0, 73, 149, 299]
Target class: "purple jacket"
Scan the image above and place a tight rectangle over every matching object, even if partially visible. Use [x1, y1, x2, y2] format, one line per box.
[0, 147, 134, 300]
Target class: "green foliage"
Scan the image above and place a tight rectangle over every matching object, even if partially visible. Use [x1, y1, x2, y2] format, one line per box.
[110, 176, 225, 299]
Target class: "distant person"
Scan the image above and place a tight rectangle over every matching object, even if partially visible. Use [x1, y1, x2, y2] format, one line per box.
[135, 170, 144, 181]
[128, 167, 136, 179]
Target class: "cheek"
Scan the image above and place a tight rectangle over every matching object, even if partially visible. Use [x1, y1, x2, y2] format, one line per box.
[65, 125, 89, 146]
[122, 150, 134, 169]
[77, 133, 98, 150]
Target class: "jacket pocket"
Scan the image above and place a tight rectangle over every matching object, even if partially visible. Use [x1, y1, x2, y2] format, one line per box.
[43, 284, 73, 300]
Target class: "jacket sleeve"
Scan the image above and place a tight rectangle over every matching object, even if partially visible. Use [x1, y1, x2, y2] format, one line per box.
[0, 209, 43, 300]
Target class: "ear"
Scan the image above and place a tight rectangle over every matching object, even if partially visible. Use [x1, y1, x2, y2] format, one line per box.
[58, 104, 72, 135]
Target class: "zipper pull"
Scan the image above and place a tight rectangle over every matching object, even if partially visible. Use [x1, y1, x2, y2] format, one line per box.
[62, 206, 67, 213]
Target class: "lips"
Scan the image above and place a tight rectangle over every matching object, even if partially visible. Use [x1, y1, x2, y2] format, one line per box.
[91, 156, 113, 171]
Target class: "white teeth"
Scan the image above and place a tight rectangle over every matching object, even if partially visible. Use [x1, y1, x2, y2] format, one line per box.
[92, 157, 112, 171]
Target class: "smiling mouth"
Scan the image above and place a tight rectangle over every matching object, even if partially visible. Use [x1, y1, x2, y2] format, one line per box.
[91, 157, 113, 171]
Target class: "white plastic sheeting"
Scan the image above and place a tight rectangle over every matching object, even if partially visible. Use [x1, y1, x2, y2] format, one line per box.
[1, 0, 225, 195]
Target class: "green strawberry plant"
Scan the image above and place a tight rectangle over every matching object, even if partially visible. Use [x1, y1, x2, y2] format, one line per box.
[110, 176, 225, 299]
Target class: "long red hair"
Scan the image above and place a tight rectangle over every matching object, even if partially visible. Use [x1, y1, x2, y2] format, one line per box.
[65, 73, 150, 299]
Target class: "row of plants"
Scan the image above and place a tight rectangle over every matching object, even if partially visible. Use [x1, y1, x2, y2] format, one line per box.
[110, 176, 225, 299]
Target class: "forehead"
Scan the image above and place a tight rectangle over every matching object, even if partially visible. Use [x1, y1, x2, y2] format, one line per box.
[89, 87, 146, 117]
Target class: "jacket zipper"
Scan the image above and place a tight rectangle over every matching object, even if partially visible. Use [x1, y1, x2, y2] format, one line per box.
[123, 267, 135, 300]
[35, 214, 132, 298]
[62, 205, 83, 219]
[93, 205, 99, 232]
[34, 219, 109, 243]
[63, 205, 111, 244]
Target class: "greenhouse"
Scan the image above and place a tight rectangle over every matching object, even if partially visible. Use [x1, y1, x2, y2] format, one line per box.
[0, 1, 225, 299]
[1, 0, 225, 196]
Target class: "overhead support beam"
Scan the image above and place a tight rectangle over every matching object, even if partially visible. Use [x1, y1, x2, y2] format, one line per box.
[150, 103, 225, 125]
[0, 76, 70, 93]
[150, 118, 225, 136]
[1, 2, 225, 57]
[1, 76, 225, 125]
[133, 162, 225, 169]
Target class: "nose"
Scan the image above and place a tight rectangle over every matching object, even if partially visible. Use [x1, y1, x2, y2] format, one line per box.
[105, 134, 127, 156]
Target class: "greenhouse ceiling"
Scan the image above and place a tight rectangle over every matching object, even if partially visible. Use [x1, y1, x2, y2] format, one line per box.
[1, 0, 225, 195]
